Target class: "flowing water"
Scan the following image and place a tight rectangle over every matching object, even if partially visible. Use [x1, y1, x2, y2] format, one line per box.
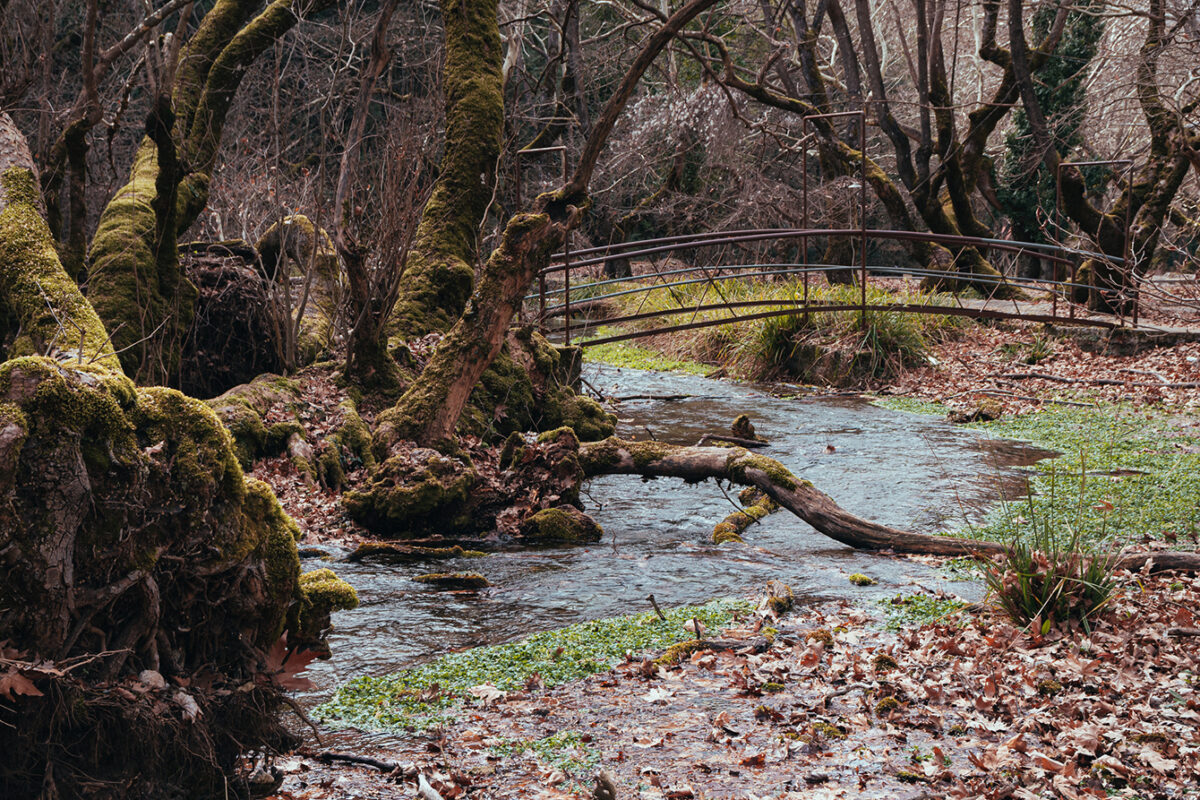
[301, 364, 1051, 704]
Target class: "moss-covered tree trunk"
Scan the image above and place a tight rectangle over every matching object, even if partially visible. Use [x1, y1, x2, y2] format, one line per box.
[374, 0, 719, 452]
[387, 0, 505, 340]
[1, 112, 355, 799]
[86, 0, 335, 384]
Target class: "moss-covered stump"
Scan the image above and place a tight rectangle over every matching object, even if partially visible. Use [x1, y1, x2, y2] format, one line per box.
[0, 356, 353, 799]
[731, 414, 766, 442]
[291, 568, 360, 656]
[344, 444, 478, 537]
[413, 571, 490, 590]
[520, 505, 603, 544]
[376, 328, 614, 448]
[346, 543, 487, 562]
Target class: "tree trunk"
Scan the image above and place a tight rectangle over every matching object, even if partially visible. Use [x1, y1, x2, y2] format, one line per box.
[86, 0, 334, 384]
[578, 436, 1200, 573]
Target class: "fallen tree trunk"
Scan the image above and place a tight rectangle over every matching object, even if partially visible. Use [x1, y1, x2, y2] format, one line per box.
[577, 437, 1200, 573]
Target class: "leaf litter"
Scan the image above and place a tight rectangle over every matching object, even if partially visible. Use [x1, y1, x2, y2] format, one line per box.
[268, 571, 1200, 799]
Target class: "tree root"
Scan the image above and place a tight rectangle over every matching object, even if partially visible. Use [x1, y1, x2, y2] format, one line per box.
[578, 437, 1200, 572]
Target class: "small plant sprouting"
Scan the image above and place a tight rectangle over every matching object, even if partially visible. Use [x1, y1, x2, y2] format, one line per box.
[982, 462, 1121, 633]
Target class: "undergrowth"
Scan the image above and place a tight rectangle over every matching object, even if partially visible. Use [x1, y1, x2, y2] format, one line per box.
[579, 279, 965, 384]
[316, 599, 750, 732]
[966, 405, 1200, 549]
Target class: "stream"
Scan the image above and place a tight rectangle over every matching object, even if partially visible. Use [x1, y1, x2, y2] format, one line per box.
[301, 364, 1051, 709]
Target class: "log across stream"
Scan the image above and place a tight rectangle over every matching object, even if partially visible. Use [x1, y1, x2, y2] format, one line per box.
[298, 364, 1058, 721]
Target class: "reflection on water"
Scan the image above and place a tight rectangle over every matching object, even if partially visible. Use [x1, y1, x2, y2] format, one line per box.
[302, 364, 1052, 700]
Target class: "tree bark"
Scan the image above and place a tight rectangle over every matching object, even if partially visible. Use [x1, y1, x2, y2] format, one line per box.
[377, 0, 721, 450]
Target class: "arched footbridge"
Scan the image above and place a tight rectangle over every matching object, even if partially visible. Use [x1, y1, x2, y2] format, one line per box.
[527, 228, 1149, 346]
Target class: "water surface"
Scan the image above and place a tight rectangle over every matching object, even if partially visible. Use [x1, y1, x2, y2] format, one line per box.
[302, 365, 1049, 700]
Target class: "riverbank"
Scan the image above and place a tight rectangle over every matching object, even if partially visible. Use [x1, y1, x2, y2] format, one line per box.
[268, 572, 1200, 799]
[264, 337, 1200, 799]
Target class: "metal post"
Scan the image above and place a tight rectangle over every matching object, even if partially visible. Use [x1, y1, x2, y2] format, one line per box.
[802, 117, 809, 320]
[860, 112, 867, 329]
[563, 235, 571, 346]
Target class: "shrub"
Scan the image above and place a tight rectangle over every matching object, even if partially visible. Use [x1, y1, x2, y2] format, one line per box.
[982, 481, 1120, 632]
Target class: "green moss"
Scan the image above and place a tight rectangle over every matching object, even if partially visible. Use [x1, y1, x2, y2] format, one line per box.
[541, 387, 616, 442]
[413, 571, 490, 589]
[346, 543, 487, 562]
[727, 451, 799, 492]
[344, 450, 477, 537]
[316, 598, 749, 732]
[132, 387, 245, 515]
[388, 0, 503, 339]
[0, 168, 121, 372]
[331, 399, 375, 472]
[875, 696, 900, 715]
[812, 722, 846, 740]
[86, 141, 196, 381]
[872, 653, 899, 672]
[522, 506, 603, 543]
[806, 629, 835, 647]
[265, 421, 304, 453]
[628, 439, 675, 469]
[653, 639, 702, 666]
[713, 527, 744, 545]
[293, 567, 359, 648]
[848, 573, 877, 586]
[577, 436, 625, 475]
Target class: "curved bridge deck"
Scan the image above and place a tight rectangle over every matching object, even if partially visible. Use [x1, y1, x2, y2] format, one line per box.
[526, 228, 1173, 346]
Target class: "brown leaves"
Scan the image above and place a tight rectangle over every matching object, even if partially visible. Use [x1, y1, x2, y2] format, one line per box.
[0, 668, 43, 700]
[261, 634, 320, 690]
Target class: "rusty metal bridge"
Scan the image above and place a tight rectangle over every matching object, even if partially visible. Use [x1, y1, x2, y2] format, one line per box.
[528, 226, 1142, 347]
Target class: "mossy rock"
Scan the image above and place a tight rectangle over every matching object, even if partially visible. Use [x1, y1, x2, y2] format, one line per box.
[414, 572, 490, 590]
[292, 568, 359, 653]
[346, 543, 487, 562]
[344, 446, 478, 537]
[520, 506, 603, 544]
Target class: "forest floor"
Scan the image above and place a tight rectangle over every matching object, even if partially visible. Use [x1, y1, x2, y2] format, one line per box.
[260, 299, 1200, 800]
[269, 574, 1200, 800]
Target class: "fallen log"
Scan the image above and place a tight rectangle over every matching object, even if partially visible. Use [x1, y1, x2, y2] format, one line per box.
[577, 437, 1200, 572]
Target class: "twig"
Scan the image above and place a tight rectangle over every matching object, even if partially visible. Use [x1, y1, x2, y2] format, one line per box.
[646, 593, 667, 621]
[1168, 627, 1200, 637]
[299, 748, 414, 775]
[1000, 372, 1200, 389]
[281, 695, 323, 746]
[613, 393, 692, 401]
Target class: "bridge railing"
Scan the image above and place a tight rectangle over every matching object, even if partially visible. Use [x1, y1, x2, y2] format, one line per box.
[527, 227, 1139, 345]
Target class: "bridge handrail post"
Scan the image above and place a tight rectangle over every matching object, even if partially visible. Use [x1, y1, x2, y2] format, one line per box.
[563, 236, 571, 346]
[859, 111, 867, 330]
